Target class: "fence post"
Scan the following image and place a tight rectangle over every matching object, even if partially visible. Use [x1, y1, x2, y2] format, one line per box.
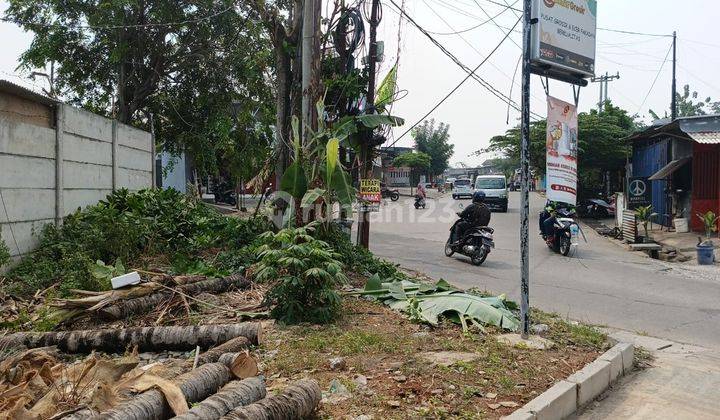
[112, 119, 118, 191]
[55, 103, 65, 226]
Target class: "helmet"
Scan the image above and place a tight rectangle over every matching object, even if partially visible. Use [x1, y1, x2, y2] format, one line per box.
[472, 191, 486, 203]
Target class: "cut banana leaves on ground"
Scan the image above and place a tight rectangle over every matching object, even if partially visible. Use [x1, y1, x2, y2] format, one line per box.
[351, 275, 519, 332]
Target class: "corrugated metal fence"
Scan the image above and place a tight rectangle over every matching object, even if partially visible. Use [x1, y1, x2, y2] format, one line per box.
[632, 138, 670, 226]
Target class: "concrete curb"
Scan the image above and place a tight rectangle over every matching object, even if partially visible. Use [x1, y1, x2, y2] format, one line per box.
[502, 342, 634, 420]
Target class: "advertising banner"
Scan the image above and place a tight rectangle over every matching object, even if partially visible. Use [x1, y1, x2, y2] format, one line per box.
[531, 0, 597, 77]
[545, 96, 578, 205]
[359, 179, 381, 212]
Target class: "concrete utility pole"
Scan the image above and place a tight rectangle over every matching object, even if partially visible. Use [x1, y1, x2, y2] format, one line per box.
[519, 0, 532, 339]
[671, 31, 677, 120]
[357, 0, 381, 249]
[590, 72, 620, 112]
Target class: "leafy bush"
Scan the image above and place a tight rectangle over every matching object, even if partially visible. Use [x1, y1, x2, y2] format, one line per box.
[0, 235, 10, 269]
[316, 224, 406, 280]
[253, 223, 346, 324]
[5, 188, 273, 296]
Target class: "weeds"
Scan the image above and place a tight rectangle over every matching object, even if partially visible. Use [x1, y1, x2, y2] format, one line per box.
[0, 235, 10, 269]
[4, 189, 272, 297]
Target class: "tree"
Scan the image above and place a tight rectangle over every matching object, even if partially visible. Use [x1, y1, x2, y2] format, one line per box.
[650, 84, 720, 119]
[412, 119, 454, 179]
[6, 0, 276, 179]
[393, 152, 431, 185]
[479, 101, 638, 196]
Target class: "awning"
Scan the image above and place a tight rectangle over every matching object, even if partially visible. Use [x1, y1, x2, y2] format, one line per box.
[686, 131, 720, 144]
[649, 157, 692, 180]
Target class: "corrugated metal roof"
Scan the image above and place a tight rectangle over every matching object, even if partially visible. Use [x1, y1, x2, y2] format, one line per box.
[0, 79, 58, 106]
[687, 131, 720, 144]
[649, 157, 692, 180]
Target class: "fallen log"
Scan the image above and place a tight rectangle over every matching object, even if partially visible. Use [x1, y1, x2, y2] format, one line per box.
[98, 274, 251, 320]
[197, 337, 250, 365]
[89, 362, 233, 420]
[220, 379, 321, 420]
[0, 323, 262, 353]
[173, 377, 266, 420]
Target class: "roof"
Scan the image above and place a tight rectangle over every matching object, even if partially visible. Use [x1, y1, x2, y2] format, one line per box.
[0, 79, 58, 107]
[627, 114, 720, 144]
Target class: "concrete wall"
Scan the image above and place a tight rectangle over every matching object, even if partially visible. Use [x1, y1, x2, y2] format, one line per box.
[1, 96, 153, 263]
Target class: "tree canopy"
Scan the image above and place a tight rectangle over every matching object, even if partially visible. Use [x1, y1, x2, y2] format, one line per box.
[650, 84, 720, 119]
[412, 119, 455, 178]
[479, 101, 639, 196]
[5, 0, 275, 178]
[393, 151, 431, 184]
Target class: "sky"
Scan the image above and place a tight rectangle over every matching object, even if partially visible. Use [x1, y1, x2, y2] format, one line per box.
[2, 0, 719, 167]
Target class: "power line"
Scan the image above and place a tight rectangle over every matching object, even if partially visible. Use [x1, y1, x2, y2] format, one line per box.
[635, 41, 674, 116]
[470, 0, 522, 49]
[384, 0, 542, 120]
[383, 14, 523, 149]
[0, 5, 235, 30]
[597, 27, 672, 38]
[424, 0, 519, 35]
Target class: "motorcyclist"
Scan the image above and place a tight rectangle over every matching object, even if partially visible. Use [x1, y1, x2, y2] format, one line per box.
[453, 191, 492, 243]
[415, 181, 427, 206]
[540, 201, 575, 238]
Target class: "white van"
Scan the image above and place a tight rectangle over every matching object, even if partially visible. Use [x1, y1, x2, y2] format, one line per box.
[452, 178, 473, 200]
[475, 175, 508, 212]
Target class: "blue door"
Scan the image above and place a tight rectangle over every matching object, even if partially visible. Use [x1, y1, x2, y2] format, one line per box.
[632, 139, 669, 225]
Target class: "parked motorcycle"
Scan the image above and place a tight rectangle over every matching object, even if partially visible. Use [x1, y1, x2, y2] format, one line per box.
[444, 209, 495, 265]
[381, 186, 400, 201]
[578, 197, 615, 219]
[540, 207, 584, 256]
[212, 180, 237, 206]
[414, 195, 426, 209]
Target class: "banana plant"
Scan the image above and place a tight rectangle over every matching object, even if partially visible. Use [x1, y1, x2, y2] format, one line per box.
[696, 211, 719, 239]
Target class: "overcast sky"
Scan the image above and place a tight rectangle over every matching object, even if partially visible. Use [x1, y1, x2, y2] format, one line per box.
[2, 0, 718, 167]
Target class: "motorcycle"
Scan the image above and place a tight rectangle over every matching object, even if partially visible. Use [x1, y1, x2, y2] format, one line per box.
[540, 207, 584, 256]
[381, 187, 400, 201]
[579, 196, 615, 219]
[212, 180, 237, 206]
[444, 208, 495, 265]
[414, 195, 426, 209]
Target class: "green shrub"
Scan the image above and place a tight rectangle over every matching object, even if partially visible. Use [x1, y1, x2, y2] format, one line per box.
[5, 189, 273, 296]
[0, 235, 10, 269]
[315, 224, 406, 280]
[253, 223, 346, 324]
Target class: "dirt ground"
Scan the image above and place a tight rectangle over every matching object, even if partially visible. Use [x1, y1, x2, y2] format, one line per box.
[262, 297, 607, 419]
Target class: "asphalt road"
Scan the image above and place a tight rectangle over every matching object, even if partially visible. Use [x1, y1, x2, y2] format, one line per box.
[366, 192, 720, 349]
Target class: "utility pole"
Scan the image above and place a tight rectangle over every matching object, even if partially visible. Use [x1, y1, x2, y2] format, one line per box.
[357, 0, 380, 249]
[590, 72, 619, 112]
[519, 0, 532, 339]
[671, 31, 677, 120]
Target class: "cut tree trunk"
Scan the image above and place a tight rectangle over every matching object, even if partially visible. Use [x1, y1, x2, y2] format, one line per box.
[172, 377, 266, 420]
[90, 362, 233, 420]
[0, 323, 262, 353]
[197, 337, 250, 365]
[220, 379, 321, 420]
[99, 274, 251, 320]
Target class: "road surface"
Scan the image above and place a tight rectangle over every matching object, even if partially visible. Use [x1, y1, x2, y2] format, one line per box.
[366, 192, 720, 349]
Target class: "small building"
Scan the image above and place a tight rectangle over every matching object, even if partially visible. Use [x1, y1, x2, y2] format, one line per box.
[627, 115, 720, 232]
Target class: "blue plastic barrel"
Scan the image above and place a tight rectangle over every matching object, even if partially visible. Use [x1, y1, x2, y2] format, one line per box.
[696, 244, 716, 265]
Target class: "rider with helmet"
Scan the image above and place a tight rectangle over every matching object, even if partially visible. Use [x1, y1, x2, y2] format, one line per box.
[453, 191, 492, 244]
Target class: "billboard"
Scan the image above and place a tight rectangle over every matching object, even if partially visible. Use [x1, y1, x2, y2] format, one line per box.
[531, 0, 597, 77]
[545, 96, 578, 205]
[359, 178, 381, 212]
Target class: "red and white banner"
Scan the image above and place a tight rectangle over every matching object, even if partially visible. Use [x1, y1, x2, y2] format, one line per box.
[545, 96, 578, 205]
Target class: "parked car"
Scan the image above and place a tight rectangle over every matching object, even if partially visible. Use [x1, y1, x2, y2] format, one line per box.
[452, 178, 474, 200]
[474, 175, 508, 212]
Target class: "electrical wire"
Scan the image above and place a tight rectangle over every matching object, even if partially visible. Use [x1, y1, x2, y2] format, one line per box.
[383, 14, 523, 149]
[424, 0, 519, 36]
[634, 41, 673, 116]
[385, 0, 541, 120]
[597, 27, 672, 38]
[469, 0, 522, 49]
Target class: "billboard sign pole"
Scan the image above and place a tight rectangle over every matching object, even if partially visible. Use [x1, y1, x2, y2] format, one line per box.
[520, 0, 532, 339]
